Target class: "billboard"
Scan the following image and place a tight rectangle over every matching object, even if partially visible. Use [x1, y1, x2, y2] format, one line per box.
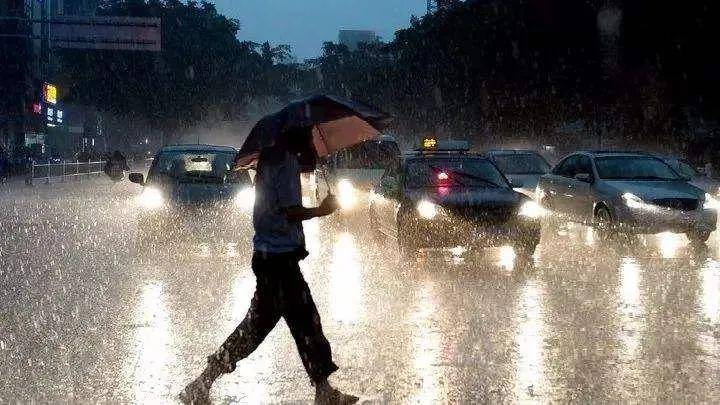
[46, 106, 63, 126]
[43, 83, 57, 105]
[25, 132, 45, 146]
[49, 16, 161, 52]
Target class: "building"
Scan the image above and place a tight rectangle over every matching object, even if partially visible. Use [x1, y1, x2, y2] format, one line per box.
[0, 0, 30, 154]
[338, 30, 378, 51]
[0, 0, 97, 157]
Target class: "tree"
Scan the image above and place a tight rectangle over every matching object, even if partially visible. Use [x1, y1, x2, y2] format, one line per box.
[55, 0, 299, 143]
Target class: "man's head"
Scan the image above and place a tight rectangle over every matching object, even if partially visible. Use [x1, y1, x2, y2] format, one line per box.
[283, 126, 317, 172]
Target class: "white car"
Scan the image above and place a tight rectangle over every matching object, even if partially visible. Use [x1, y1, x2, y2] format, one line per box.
[129, 144, 254, 240]
[660, 156, 720, 197]
[314, 135, 401, 212]
[537, 151, 717, 244]
[486, 149, 551, 198]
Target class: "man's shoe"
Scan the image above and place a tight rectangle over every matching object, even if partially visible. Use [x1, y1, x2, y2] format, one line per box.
[315, 386, 359, 405]
[178, 378, 211, 405]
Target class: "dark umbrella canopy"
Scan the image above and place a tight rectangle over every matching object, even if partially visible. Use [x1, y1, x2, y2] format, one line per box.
[235, 95, 391, 169]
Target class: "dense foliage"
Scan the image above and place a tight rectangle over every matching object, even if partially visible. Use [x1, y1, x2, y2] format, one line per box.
[56, 0, 311, 140]
[56, 0, 720, 156]
[311, 0, 720, 154]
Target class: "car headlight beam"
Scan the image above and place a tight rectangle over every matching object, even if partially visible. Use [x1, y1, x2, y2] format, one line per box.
[417, 200, 438, 219]
[337, 179, 358, 210]
[622, 192, 644, 209]
[235, 186, 256, 212]
[518, 200, 545, 219]
[138, 187, 164, 210]
[622, 192, 658, 212]
[704, 193, 719, 210]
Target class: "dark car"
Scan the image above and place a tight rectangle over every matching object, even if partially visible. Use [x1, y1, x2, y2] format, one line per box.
[368, 140, 542, 258]
[129, 144, 254, 240]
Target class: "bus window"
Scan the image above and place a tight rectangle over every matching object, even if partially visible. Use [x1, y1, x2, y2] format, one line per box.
[334, 139, 400, 170]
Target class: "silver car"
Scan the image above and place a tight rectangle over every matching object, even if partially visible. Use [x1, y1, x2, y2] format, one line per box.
[537, 151, 718, 243]
[486, 149, 551, 198]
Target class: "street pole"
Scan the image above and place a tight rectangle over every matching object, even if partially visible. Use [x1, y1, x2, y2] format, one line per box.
[40, 0, 46, 79]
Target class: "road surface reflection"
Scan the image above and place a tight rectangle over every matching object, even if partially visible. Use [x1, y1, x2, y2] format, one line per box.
[410, 282, 446, 404]
[123, 280, 176, 404]
[513, 279, 547, 400]
[330, 232, 363, 324]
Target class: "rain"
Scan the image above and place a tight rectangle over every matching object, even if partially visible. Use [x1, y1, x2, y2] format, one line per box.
[2, 0, 720, 404]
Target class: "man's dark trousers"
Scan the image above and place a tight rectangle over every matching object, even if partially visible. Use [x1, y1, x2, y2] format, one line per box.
[210, 251, 338, 382]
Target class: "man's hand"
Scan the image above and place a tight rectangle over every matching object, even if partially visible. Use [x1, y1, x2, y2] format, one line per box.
[318, 194, 339, 216]
[282, 195, 339, 222]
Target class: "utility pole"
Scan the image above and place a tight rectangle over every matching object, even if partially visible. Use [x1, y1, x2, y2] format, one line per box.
[40, 0, 49, 81]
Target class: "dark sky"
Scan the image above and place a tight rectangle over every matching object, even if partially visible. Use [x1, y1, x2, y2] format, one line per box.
[211, 0, 427, 60]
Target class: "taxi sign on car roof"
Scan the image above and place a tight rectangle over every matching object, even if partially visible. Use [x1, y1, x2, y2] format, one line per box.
[419, 138, 470, 152]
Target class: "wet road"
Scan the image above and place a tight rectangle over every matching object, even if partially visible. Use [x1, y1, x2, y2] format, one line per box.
[2, 179, 720, 403]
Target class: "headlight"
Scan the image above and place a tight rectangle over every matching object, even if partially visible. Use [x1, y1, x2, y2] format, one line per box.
[623, 192, 644, 209]
[416, 200, 438, 220]
[234, 186, 255, 211]
[138, 187, 164, 210]
[703, 193, 719, 210]
[518, 200, 545, 219]
[337, 179, 358, 210]
[622, 192, 657, 211]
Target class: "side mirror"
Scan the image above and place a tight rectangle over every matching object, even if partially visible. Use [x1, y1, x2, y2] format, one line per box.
[574, 173, 593, 183]
[129, 173, 145, 185]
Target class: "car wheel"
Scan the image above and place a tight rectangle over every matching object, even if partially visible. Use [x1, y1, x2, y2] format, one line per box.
[687, 230, 711, 245]
[593, 205, 617, 242]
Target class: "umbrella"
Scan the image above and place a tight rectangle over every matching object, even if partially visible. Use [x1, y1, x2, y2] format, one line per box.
[234, 95, 391, 170]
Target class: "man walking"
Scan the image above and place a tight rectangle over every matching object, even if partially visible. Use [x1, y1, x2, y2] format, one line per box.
[180, 130, 358, 405]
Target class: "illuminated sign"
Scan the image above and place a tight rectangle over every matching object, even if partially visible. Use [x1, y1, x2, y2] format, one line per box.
[44, 83, 57, 105]
[418, 139, 471, 152]
[45, 107, 64, 125]
[24, 132, 45, 146]
[422, 138, 438, 150]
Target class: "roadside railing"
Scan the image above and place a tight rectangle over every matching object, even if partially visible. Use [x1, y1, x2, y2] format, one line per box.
[29, 160, 107, 184]
[23, 157, 154, 185]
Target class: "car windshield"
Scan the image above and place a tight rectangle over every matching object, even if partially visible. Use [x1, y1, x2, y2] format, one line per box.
[334, 140, 399, 170]
[676, 160, 699, 178]
[406, 158, 508, 188]
[596, 156, 681, 180]
[492, 153, 550, 175]
[149, 150, 249, 184]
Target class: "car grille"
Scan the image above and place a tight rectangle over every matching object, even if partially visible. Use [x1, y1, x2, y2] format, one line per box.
[652, 198, 699, 211]
[446, 205, 515, 225]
